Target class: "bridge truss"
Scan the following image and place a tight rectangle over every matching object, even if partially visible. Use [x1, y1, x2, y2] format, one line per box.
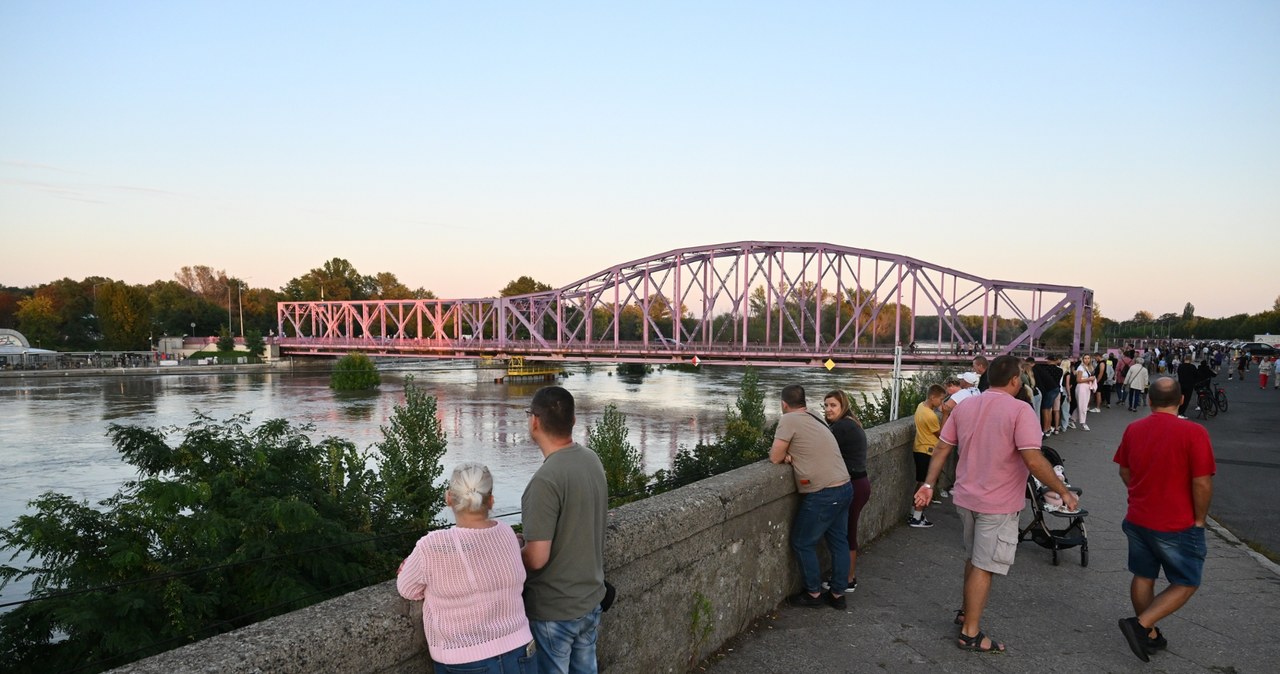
[276, 241, 1093, 366]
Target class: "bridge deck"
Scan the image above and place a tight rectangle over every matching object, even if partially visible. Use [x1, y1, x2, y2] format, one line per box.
[277, 337, 1025, 368]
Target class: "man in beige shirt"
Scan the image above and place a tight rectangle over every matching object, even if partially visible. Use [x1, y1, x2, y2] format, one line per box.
[770, 384, 853, 609]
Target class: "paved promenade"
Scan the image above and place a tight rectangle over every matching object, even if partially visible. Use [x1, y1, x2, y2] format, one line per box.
[701, 382, 1280, 673]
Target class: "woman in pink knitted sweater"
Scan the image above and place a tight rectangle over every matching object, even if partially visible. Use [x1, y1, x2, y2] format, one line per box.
[397, 462, 536, 673]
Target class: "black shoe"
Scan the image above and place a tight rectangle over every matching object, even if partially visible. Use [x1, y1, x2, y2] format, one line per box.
[1118, 617, 1151, 662]
[825, 591, 846, 610]
[1146, 626, 1167, 652]
[787, 592, 826, 608]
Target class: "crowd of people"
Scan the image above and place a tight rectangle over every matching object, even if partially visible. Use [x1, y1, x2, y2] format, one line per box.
[390, 338, 1240, 670]
[904, 350, 1218, 661]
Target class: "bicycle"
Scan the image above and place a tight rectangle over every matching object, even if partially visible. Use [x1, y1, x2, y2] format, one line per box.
[1194, 379, 1227, 418]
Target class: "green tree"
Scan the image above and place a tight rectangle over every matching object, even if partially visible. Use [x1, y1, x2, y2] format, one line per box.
[330, 352, 380, 390]
[282, 258, 374, 301]
[0, 379, 452, 673]
[96, 282, 152, 350]
[244, 329, 266, 360]
[371, 272, 414, 300]
[0, 414, 388, 673]
[217, 326, 236, 355]
[15, 295, 58, 347]
[499, 276, 553, 297]
[587, 404, 647, 504]
[734, 367, 766, 432]
[371, 376, 447, 531]
[1182, 302, 1195, 321]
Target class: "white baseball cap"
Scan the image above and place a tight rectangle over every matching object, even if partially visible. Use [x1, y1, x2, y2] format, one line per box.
[960, 372, 980, 386]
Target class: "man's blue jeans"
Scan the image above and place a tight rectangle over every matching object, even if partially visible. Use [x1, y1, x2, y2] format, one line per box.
[531, 605, 602, 674]
[791, 482, 853, 594]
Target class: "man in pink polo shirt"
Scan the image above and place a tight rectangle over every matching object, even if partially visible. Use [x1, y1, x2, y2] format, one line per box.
[914, 355, 1077, 654]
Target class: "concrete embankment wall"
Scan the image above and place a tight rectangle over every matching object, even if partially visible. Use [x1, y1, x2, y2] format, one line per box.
[112, 417, 917, 674]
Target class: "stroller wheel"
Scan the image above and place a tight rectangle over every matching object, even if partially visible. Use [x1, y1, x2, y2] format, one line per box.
[1081, 545, 1089, 568]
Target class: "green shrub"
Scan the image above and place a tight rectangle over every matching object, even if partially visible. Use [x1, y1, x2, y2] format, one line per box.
[330, 352, 380, 390]
[587, 404, 648, 505]
[650, 367, 771, 493]
[0, 382, 449, 673]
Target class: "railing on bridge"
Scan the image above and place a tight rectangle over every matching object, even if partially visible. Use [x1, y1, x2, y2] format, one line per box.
[277, 241, 1092, 366]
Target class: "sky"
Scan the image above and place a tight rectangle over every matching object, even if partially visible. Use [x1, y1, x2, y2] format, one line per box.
[2, 1, 1278, 320]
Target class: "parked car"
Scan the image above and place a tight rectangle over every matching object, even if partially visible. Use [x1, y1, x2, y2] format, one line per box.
[1240, 342, 1277, 357]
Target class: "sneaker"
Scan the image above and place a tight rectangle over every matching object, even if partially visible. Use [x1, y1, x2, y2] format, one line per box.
[1081, 424, 1090, 431]
[1089, 407, 1101, 413]
[1146, 626, 1167, 652]
[908, 516, 934, 528]
[787, 592, 826, 608]
[826, 591, 847, 610]
[820, 579, 857, 594]
[1118, 617, 1151, 662]
[1068, 421, 1077, 429]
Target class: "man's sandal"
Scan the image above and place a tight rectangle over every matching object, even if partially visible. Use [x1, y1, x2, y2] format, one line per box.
[957, 631, 1005, 653]
[953, 609, 965, 625]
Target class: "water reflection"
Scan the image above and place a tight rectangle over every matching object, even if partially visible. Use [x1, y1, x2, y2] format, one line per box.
[0, 362, 896, 603]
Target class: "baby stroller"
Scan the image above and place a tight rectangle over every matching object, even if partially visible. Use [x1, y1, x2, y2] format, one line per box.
[1018, 446, 1089, 567]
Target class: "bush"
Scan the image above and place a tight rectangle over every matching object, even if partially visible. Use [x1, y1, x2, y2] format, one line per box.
[587, 404, 648, 505]
[651, 367, 772, 492]
[371, 376, 448, 531]
[216, 326, 236, 354]
[0, 385, 449, 673]
[330, 352, 380, 390]
[849, 366, 957, 426]
[615, 362, 652, 376]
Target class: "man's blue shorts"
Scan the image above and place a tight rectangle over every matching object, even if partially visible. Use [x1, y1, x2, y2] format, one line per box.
[1122, 519, 1206, 587]
[1039, 388, 1060, 411]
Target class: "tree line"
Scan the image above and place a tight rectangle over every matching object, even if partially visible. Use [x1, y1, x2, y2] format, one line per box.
[0, 263, 556, 351]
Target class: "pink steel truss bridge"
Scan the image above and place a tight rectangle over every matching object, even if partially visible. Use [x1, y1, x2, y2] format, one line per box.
[276, 241, 1093, 367]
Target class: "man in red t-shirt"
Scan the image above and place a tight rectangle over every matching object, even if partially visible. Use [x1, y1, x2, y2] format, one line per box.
[1113, 376, 1216, 663]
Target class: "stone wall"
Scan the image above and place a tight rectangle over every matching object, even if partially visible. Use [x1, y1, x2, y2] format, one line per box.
[111, 416, 916, 674]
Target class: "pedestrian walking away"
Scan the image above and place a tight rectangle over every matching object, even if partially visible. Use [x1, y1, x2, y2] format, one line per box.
[1113, 376, 1216, 663]
[914, 355, 1078, 654]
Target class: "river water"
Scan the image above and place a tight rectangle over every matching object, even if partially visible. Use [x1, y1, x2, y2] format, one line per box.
[0, 361, 893, 606]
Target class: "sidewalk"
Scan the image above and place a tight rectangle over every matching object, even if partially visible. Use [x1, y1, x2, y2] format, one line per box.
[700, 384, 1280, 673]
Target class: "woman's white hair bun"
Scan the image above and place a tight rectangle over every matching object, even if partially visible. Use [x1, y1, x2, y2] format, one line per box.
[448, 462, 493, 514]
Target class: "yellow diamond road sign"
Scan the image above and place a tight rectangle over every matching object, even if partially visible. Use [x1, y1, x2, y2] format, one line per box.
[824, 359, 835, 371]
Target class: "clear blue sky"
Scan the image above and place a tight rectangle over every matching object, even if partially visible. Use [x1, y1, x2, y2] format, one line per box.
[2, 1, 1277, 320]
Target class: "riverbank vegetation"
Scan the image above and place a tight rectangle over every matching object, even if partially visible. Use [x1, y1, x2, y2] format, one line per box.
[0, 377, 447, 673]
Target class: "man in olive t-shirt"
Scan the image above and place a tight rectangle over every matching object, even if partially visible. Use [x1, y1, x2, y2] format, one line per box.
[770, 384, 853, 609]
[521, 386, 608, 674]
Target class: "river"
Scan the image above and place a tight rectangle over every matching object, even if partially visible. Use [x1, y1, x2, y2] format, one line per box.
[0, 361, 895, 605]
